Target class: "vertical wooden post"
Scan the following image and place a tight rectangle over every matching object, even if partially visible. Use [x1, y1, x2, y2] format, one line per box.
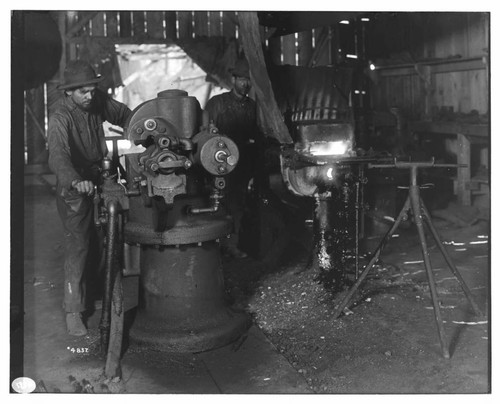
[268, 36, 282, 65]
[297, 31, 313, 66]
[177, 11, 193, 39]
[67, 12, 78, 60]
[25, 86, 47, 165]
[422, 65, 433, 120]
[146, 11, 165, 39]
[106, 12, 119, 37]
[164, 11, 177, 41]
[91, 13, 105, 36]
[132, 11, 145, 37]
[457, 133, 471, 206]
[194, 11, 209, 37]
[222, 11, 237, 39]
[282, 33, 296, 65]
[119, 12, 132, 38]
[57, 11, 67, 84]
[208, 10, 223, 37]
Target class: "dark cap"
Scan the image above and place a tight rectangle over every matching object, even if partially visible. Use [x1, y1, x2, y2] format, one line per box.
[230, 58, 250, 79]
[58, 60, 103, 90]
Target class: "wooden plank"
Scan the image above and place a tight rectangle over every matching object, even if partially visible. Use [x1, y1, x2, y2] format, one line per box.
[208, 10, 223, 37]
[25, 86, 47, 164]
[222, 11, 237, 38]
[91, 12, 105, 36]
[105, 11, 119, 37]
[119, 12, 132, 38]
[146, 11, 165, 39]
[313, 26, 331, 66]
[268, 36, 282, 65]
[467, 13, 489, 57]
[409, 121, 489, 138]
[457, 133, 472, 206]
[68, 36, 176, 46]
[468, 69, 488, 114]
[132, 11, 146, 37]
[297, 31, 313, 66]
[238, 11, 292, 144]
[57, 11, 66, 82]
[66, 11, 97, 38]
[164, 11, 177, 40]
[282, 33, 296, 65]
[177, 11, 193, 39]
[194, 11, 209, 37]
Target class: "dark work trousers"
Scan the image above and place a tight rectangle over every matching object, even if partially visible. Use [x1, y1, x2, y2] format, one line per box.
[224, 175, 247, 250]
[56, 187, 101, 314]
[224, 145, 255, 250]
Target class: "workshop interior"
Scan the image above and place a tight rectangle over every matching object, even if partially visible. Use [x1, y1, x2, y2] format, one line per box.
[12, 10, 490, 394]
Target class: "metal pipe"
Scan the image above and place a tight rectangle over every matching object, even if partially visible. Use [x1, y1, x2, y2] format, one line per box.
[409, 180, 450, 359]
[104, 269, 124, 379]
[99, 200, 119, 354]
[420, 200, 483, 317]
[187, 190, 222, 214]
[332, 196, 411, 319]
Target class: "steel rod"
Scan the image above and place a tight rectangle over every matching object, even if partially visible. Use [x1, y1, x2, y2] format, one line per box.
[409, 183, 450, 358]
[420, 199, 483, 317]
[331, 196, 411, 319]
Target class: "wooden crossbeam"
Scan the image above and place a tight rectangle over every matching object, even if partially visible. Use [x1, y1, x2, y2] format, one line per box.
[66, 11, 99, 38]
[238, 11, 293, 144]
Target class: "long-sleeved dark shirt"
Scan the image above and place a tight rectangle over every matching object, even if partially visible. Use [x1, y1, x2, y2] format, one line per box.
[205, 90, 257, 147]
[48, 89, 131, 190]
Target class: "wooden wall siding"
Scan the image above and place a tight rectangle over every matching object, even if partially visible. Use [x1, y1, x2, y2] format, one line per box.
[282, 33, 296, 65]
[119, 12, 132, 38]
[62, 11, 335, 73]
[433, 70, 488, 114]
[69, 11, 240, 42]
[370, 13, 489, 120]
[297, 31, 313, 66]
[265, 29, 329, 67]
[105, 12, 119, 37]
[372, 62, 488, 120]
[176, 11, 193, 40]
[421, 13, 488, 60]
[146, 12, 165, 39]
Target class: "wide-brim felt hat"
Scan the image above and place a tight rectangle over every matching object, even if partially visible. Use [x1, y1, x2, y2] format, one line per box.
[58, 60, 104, 90]
[230, 58, 250, 79]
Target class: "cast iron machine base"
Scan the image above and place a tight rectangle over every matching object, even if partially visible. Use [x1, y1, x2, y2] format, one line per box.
[331, 159, 484, 358]
[121, 89, 251, 352]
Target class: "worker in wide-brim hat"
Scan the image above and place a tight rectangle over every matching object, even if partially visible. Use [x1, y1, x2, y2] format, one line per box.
[205, 56, 260, 259]
[47, 60, 132, 336]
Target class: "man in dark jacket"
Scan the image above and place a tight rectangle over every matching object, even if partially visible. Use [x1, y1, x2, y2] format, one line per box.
[48, 60, 131, 336]
[205, 57, 259, 259]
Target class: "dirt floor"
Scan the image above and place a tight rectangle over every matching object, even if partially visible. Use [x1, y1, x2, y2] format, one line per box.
[14, 172, 491, 395]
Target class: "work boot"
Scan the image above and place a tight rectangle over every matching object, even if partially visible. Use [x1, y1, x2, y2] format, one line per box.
[66, 313, 87, 337]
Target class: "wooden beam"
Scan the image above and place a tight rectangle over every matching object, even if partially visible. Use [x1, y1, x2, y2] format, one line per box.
[119, 12, 132, 38]
[297, 31, 313, 66]
[57, 11, 67, 82]
[164, 11, 177, 40]
[68, 36, 176, 46]
[66, 11, 99, 38]
[25, 86, 47, 164]
[409, 121, 489, 138]
[457, 133, 472, 206]
[238, 11, 292, 144]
